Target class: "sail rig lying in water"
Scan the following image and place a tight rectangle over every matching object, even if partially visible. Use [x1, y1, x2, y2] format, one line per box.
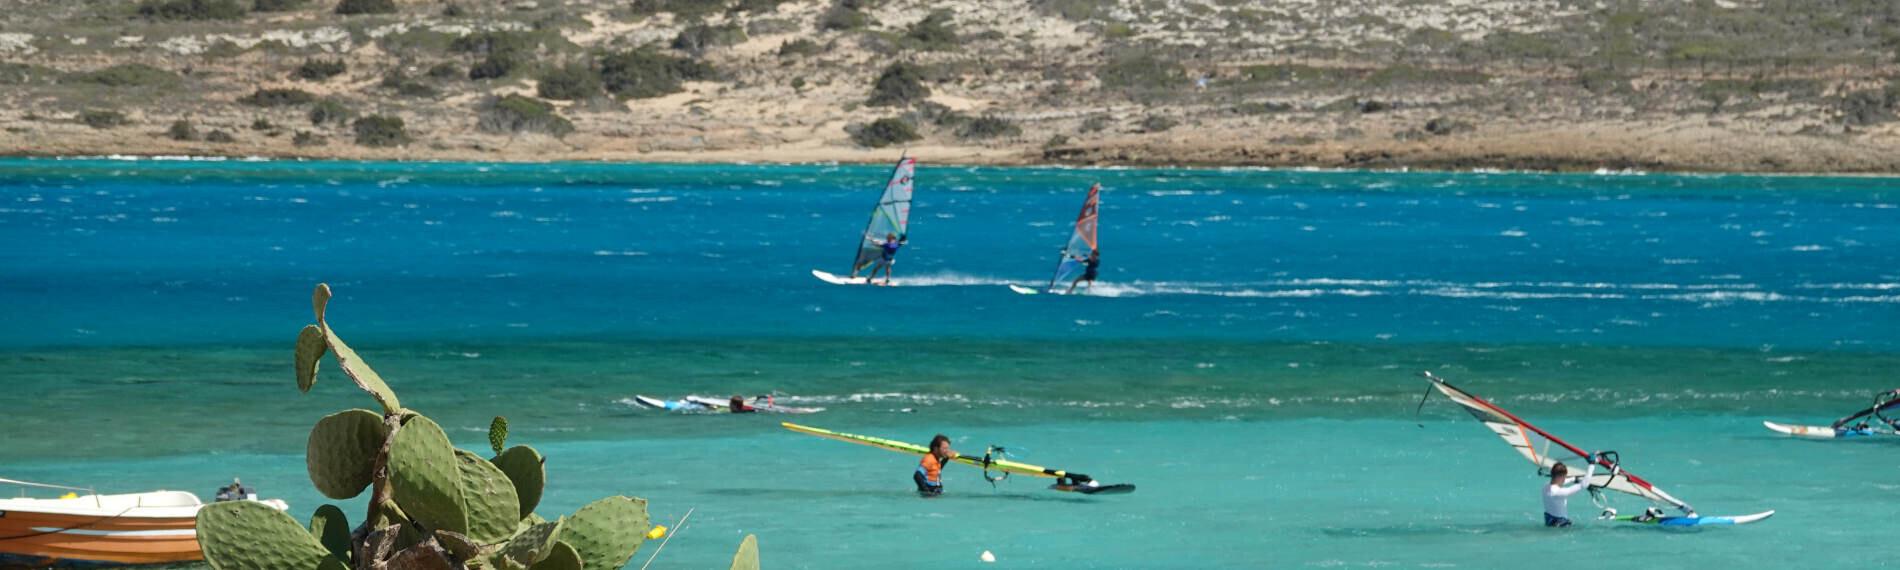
[1011, 183, 1100, 295]
[1417, 372, 1775, 526]
[781, 423, 1134, 495]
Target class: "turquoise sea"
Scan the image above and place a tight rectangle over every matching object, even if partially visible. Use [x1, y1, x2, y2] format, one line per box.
[2, 158, 1898, 568]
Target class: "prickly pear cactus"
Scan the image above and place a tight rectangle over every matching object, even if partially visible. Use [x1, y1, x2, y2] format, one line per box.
[530, 542, 583, 570]
[296, 325, 326, 393]
[489, 416, 509, 456]
[197, 500, 342, 570]
[730, 535, 759, 570]
[306, 408, 387, 499]
[389, 414, 467, 536]
[453, 449, 523, 544]
[308, 504, 352, 564]
[556, 497, 650, 570]
[492, 445, 546, 518]
[495, 518, 564, 567]
[310, 283, 401, 413]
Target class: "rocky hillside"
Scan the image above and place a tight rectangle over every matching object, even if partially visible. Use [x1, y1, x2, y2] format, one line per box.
[3, 0, 1900, 171]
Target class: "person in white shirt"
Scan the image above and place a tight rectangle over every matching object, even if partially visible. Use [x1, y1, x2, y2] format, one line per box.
[1542, 454, 1599, 527]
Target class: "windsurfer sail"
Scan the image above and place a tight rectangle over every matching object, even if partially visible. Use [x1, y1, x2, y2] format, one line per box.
[780, 423, 1134, 495]
[1415, 371, 1695, 515]
[850, 155, 916, 278]
[1047, 183, 1101, 294]
[1830, 389, 1900, 430]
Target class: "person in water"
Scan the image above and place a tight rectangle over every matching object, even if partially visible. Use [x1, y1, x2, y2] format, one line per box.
[851, 233, 904, 285]
[1542, 454, 1599, 527]
[213, 478, 253, 502]
[728, 395, 757, 413]
[914, 434, 958, 496]
[1065, 249, 1100, 294]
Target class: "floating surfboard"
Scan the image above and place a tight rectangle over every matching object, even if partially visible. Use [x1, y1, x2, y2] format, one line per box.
[781, 422, 1134, 495]
[632, 395, 712, 412]
[1608, 510, 1775, 526]
[684, 396, 825, 414]
[1762, 421, 1887, 439]
[1007, 284, 1041, 295]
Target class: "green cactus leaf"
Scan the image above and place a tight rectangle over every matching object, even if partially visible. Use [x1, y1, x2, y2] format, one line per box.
[309, 504, 352, 564]
[313, 283, 332, 323]
[529, 541, 583, 570]
[489, 416, 509, 456]
[497, 518, 564, 567]
[306, 409, 387, 500]
[492, 445, 546, 518]
[434, 529, 484, 561]
[295, 325, 326, 393]
[729, 534, 759, 570]
[556, 497, 649, 570]
[319, 326, 401, 413]
[389, 414, 466, 537]
[454, 449, 523, 545]
[197, 500, 340, 570]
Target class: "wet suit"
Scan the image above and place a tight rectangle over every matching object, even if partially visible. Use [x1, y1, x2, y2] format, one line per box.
[914, 451, 955, 496]
[1542, 462, 1597, 527]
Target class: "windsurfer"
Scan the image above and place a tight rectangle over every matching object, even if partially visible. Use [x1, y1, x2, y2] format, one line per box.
[1065, 249, 1100, 294]
[728, 395, 757, 413]
[1542, 454, 1599, 527]
[913, 434, 957, 496]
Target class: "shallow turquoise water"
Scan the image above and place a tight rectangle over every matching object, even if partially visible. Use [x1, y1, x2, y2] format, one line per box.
[2, 158, 1897, 567]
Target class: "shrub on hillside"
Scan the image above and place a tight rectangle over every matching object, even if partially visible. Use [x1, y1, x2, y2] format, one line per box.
[537, 64, 602, 100]
[777, 38, 821, 58]
[352, 115, 408, 147]
[866, 62, 928, 107]
[168, 119, 199, 141]
[1097, 48, 1183, 93]
[241, 87, 316, 106]
[73, 64, 179, 87]
[850, 117, 921, 148]
[427, 62, 462, 79]
[819, 0, 871, 30]
[629, 0, 730, 19]
[206, 130, 236, 143]
[380, 72, 436, 97]
[293, 58, 347, 81]
[672, 24, 747, 55]
[292, 130, 325, 147]
[599, 48, 712, 99]
[334, 0, 396, 15]
[138, 0, 246, 20]
[251, 118, 275, 130]
[957, 115, 1020, 139]
[479, 94, 575, 138]
[308, 99, 353, 126]
[1139, 115, 1177, 133]
[81, 110, 128, 129]
[904, 10, 957, 51]
[252, 0, 305, 11]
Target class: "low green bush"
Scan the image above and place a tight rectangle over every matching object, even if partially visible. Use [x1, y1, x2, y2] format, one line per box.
[206, 130, 236, 143]
[335, 0, 396, 15]
[352, 115, 409, 147]
[867, 62, 929, 107]
[850, 117, 921, 147]
[904, 10, 957, 51]
[599, 48, 713, 99]
[81, 110, 128, 129]
[778, 38, 821, 58]
[672, 24, 747, 55]
[957, 115, 1021, 139]
[72, 64, 179, 88]
[479, 94, 575, 137]
[252, 0, 305, 11]
[168, 119, 199, 141]
[138, 0, 246, 20]
[537, 64, 602, 100]
[293, 59, 347, 81]
[242, 87, 316, 107]
[308, 99, 353, 126]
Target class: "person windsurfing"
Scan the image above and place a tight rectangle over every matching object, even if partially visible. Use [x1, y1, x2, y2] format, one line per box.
[1542, 454, 1599, 527]
[851, 233, 904, 286]
[914, 434, 957, 496]
[1065, 249, 1100, 294]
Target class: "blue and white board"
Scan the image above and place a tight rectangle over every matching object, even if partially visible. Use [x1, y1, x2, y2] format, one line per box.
[1614, 510, 1776, 526]
[1762, 421, 1890, 439]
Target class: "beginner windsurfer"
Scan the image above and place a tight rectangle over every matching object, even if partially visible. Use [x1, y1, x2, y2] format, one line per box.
[1065, 249, 1100, 294]
[728, 395, 757, 413]
[913, 434, 957, 496]
[1542, 454, 1599, 527]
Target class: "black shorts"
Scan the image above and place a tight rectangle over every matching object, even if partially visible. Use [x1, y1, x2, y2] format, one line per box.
[913, 471, 942, 495]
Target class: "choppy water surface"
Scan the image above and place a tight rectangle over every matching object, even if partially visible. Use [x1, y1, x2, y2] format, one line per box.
[1, 158, 1895, 568]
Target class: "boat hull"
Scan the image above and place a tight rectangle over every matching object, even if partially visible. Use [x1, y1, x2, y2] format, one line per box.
[0, 509, 201, 566]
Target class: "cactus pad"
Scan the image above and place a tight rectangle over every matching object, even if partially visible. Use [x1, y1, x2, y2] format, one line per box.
[196, 500, 338, 570]
[454, 449, 523, 544]
[319, 327, 402, 413]
[308, 504, 352, 564]
[497, 518, 564, 567]
[296, 325, 326, 393]
[389, 414, 466, 537]
[306, 409, 387, 499]
[729, 535, 759, 570]
[529, 541, 583, 570]
[489, 416, 509, 456]
[556, 496, 649, 570]
[492, 445, 546, 518]
[386, 542, 454, 570]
